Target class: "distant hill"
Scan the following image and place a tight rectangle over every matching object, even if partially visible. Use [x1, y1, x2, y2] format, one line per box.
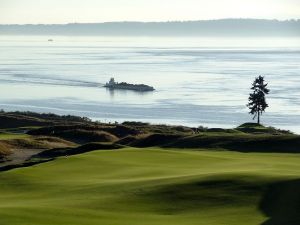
[0, 19, 299, 36]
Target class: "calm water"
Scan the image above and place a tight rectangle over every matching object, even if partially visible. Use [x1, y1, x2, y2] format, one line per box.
[0, 36, 300, 132]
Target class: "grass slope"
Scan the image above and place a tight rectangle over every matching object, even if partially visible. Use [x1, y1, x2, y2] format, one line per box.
[0, 132, 29, 140]
[0, 148, 300, 225]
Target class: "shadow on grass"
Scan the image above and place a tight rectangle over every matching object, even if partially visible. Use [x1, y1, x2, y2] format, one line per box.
[260, 179, 300, 225]
[129, 133, 300, 153]
[136, 177, 266, 215]
[136, 176, 300, 223]
[0, 158, 54, 172]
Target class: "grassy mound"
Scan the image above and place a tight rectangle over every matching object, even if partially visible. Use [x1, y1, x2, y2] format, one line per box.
[55, 129, 118, 143]
[205, 128, 241, 133]
[125, 132, 300, 153]
[116, 135, 139, 145]
[1, 136, 75, 150]
[122, 122, 196, 135]
[0, 136, 75, 160]
[0, 111, 93, 129]
[130, 133, 183, 147]
[34, 142, 123, 159]
[0, 148, 300, 225]
[0, 132, 29, 140]
[167, 134, 300, 153]
[29, 126, 118, 143]
[28, 124, 142, 143]
[0, 133, 73, 160]
[237, 123, 293, 135]
[0, 113, 51, 129]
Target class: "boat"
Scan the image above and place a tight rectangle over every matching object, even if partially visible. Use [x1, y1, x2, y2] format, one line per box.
[104, 78, 155, 92]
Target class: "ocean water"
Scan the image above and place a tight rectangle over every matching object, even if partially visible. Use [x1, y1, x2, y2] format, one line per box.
[0, 36, 300, 132]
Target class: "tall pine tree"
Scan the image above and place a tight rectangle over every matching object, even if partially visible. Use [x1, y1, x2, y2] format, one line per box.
[247, 76, 270, 124]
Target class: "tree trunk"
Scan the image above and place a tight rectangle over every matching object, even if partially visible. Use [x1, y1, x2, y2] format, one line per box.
[257, 111, 260, 124]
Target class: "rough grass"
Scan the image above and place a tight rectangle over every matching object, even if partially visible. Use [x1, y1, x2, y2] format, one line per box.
[0, 132, 30, 158]
[117, 123, 300, 153]
[33, 142, 123, 159]
[0, 111, 93, 129]
[0, 142, 12, 159]
[0, 135, 76, 160]
[169, 134, 300, 153]
[0, 114, 51, 129]
[130, 133, 183, 147]
[28, 125, 141, 143]
[52, 129, 119, 144]
[0, 132, 29, 140]
[237, 123, 293, 135]
[128, 132, 300, 153]
[0, 148, 300, 225]
[122, 122, 195, 135]
[1, 136, 75, 150]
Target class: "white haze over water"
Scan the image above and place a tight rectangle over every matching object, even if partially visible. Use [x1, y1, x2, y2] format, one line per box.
[0, 36, 300, 133]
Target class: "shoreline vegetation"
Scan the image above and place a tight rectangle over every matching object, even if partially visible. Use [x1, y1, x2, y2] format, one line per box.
[1, 110, 300, 225]
[0, 110, 298, 167]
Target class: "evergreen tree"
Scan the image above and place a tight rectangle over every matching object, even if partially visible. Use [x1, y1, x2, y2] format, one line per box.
[247, 76, 270, 124]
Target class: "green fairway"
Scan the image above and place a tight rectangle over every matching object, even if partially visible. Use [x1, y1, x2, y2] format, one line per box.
[0, 148, 300, 225]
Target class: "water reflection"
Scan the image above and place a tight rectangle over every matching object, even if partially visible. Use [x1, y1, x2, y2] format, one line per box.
[105, 87, 154, 99]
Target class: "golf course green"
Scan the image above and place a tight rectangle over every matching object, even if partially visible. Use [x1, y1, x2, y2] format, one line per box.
[1, 148, 300, 225]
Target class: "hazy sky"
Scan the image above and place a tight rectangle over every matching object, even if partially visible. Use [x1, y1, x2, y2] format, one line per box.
[0, 0, 299, 24]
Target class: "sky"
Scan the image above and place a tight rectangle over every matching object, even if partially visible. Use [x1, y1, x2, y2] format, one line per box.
[0, 0, 299, 24]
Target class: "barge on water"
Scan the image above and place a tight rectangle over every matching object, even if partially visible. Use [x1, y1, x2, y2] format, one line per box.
[104, 78, 155, 92]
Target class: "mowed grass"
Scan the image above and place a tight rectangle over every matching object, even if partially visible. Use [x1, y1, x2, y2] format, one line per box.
[0, 148, 300, 225]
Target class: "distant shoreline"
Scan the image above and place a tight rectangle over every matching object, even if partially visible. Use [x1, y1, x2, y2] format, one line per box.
[1, 19, 299, 36]
[1, 18, 300, 26]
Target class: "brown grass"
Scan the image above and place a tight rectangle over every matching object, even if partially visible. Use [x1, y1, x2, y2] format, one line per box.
[0, 142, 13, 159]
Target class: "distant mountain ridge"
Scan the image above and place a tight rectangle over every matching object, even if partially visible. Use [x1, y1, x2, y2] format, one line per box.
[0, 19, 299, 36]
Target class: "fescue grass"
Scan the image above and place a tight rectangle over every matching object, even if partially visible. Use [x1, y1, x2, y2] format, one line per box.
[0, 142, 12, 158]
[0, 134, 76, 159]
[236, 123, 293, 135]
[34, 142, 122, 159]
[0, 133, 27, 158]
[128, 132, 300, 153]
[0, 136, 75, 150]
[0, 132, 29, 140]
[0, 148, 300, 225]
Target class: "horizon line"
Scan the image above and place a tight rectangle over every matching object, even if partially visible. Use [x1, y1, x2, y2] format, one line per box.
[1, 18, 299, 26]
